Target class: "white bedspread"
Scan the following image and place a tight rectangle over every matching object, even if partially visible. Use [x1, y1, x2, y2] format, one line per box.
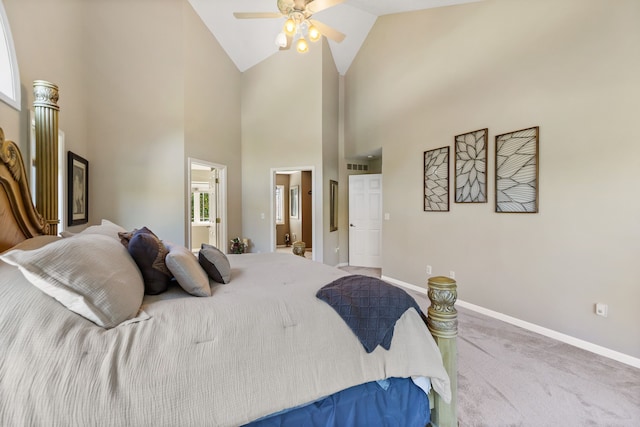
[0, 252, 450, 426]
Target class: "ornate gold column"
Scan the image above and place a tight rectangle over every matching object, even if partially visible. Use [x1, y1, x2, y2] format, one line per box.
[33, 80, 60, 236]
[427, 276, 458, 427]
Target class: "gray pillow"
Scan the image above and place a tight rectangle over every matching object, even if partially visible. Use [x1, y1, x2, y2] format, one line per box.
[198, 244, 231, 284]
[0, 234, 145, 328]
[165, 243, 211, 297]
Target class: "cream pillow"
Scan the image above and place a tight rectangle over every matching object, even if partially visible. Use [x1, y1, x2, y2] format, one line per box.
[0, 234, 144, 328]
[61, 219, 126, 240]
[165, 243, 211, 297]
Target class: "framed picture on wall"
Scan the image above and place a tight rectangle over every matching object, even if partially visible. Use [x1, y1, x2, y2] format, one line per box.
[67, 151, 89, 226]
[329, 180, 338, 232]
[290, 185, 299, 219]
[424, 146, 450, 212]
[495, 126, 539, 213]
[455, 128, 488, 203]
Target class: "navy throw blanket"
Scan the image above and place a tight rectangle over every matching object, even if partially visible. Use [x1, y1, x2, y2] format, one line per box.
[316, 275, 421, 353]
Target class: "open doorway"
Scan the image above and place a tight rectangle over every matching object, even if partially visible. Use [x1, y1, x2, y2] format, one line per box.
[271, 168, 314, 260]
[188, 158, 227, 253]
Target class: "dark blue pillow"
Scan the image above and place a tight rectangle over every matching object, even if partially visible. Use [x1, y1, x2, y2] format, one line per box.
[127, 228, 171, 295]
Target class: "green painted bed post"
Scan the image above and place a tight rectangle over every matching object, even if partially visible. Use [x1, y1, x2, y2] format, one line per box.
[427, 276, 458, 427]
[33, 80, 60, 236]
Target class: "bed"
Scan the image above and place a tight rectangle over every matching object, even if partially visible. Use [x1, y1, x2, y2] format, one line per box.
[0, 119, 459, 426]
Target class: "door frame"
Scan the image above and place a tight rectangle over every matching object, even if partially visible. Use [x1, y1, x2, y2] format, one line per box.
[270, 166, 318, 261]
[187, 157, 227, 253]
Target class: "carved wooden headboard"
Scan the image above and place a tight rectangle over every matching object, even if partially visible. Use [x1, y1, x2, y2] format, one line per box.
[1, 81, 60, 252]
[0, 128, 48, 252]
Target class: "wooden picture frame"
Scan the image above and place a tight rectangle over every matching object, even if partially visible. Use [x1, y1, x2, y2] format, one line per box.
[424, 146, 449, 212]
[495, 126, 539, 213]
[455, 128, 488, 203]
[67, 151, 88, 225]
[329, 180, 338, 232]
[289, 185, 299, 219]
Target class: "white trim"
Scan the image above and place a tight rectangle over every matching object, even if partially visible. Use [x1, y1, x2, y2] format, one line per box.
[382, 275, 640, 370]
[381, 275, 428, 296]
[187, 158, 227, 253]
[0, 1, 21, 111]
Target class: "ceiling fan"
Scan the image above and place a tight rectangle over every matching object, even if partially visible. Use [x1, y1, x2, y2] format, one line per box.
[234, 0, 346, 53]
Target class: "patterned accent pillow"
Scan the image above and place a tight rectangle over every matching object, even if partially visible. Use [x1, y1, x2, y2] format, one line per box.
[126, 228, 171, 295]
[118, 226, 145, 248]
[198, 244, 231, 284]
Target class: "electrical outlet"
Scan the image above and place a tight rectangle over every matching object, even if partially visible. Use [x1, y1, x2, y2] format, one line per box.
[449, 271, 455, 279]
[335, 247, 339, 253]
[426, 265, 432, 275]
[595, 303, 608, 317]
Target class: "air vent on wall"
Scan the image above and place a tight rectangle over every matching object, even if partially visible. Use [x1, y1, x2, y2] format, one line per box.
[347, 163, 368, 171]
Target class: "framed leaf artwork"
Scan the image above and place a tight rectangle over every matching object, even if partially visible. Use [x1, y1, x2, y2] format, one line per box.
[455, 128, 487, 203]
[424, 146, 449, 212]
[495, 126, 539, 213]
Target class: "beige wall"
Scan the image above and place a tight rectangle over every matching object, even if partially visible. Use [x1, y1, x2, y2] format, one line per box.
[84, 0, 184, 243]
[345, 0, 640, 357]
[3, 0, 241, 246]
[321, 40, 339, 265]
[240, 40, 339, 260]
[3, 0, 88, 174]
[183, 2, 242, 245]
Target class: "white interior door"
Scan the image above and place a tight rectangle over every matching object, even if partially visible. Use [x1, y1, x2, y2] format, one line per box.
[349, 174, 382, 268]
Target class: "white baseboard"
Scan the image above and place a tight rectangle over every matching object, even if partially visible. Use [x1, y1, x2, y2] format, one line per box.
[382, 275, 640, 370]
[336, 262, 349, 268]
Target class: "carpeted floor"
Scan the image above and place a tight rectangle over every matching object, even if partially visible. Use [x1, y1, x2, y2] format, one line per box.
[414, 294, 640, 427]
[340, 266, 640, 426]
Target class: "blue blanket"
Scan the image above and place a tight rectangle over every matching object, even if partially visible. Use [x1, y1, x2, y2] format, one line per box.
[244, 377, 430, 427]
[316, 275, 421, 353]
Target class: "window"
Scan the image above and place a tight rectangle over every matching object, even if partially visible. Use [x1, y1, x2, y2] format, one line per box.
[191, 182, 211, 224]
[0, 1, 21, 110]
[275, 185, 285, 225]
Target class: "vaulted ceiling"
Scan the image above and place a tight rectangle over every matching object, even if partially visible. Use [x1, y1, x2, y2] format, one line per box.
[188, 0, 481, 75]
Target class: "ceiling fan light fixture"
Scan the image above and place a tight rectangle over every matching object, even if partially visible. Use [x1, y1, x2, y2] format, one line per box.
[283, 18, 296, 36]
[275, 31, 288, 48]
[308, 25, 321, 42]
[296, 37, 309, 54]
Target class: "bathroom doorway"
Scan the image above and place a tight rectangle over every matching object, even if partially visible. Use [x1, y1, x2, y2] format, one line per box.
[188, 158, 227, 253]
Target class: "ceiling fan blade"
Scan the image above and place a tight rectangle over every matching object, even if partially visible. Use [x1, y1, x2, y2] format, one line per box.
[306, 0, 346, 15]
[233, 12, 283, 19]
[309, 19, 346, 43]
